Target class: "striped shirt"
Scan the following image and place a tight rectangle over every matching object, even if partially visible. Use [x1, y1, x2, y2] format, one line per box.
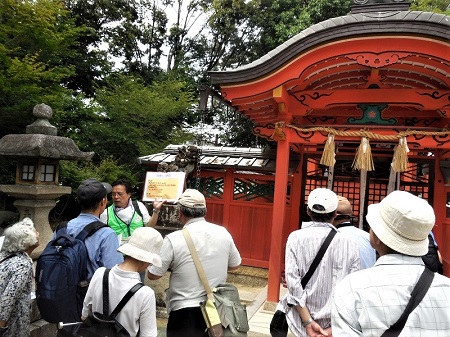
[284, 222, 360, 336]
[332, 254, 450, 336]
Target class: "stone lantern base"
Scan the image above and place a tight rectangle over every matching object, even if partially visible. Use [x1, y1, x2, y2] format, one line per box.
[0, 184, 71, 259]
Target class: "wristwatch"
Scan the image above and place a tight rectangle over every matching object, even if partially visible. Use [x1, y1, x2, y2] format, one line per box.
[302, 317, 314, 327]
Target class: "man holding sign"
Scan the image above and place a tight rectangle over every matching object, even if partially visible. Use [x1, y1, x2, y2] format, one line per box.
[100, 178, 164, 242]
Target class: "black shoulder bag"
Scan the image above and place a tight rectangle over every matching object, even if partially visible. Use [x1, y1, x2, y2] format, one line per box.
[270, 229, 337, 337]
[381, 267, 434, 337]
[131, 200, 144, 219]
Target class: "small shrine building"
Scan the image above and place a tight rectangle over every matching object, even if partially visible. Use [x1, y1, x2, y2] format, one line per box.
[140, 0, 449, 304]
[206, 0, 450, 302]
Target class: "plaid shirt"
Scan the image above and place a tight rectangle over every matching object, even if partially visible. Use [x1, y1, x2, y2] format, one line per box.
[332, 254, 450, 336]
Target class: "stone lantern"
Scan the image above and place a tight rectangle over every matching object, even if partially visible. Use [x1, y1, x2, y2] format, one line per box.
[0, 103, 93, 258]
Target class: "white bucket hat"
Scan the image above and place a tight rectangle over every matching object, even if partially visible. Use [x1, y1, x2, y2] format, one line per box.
[366, 190, 435, 256]
[307, 188, 338, 214]
[117, 227, 163, 266]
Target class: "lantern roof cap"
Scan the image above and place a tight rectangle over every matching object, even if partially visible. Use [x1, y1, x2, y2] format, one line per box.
[0, 103, 93, 160]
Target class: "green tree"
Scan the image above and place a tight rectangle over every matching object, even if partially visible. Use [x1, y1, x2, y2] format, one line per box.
[410, 0, 450, 13]
[64, 0, 174, 89]
[59, 73, 196, 167]
[0, 0, 80, 137]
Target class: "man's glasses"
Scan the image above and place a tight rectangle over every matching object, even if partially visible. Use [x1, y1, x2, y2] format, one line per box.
[111, 192, 127, 197]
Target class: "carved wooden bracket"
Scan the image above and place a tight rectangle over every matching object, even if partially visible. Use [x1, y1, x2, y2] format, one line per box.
[346, 52, 411, 68]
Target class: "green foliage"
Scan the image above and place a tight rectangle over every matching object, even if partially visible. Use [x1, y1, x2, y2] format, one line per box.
[0, 0, 80, 137]
[306, 0, 351, 24]
[410, 0, 450, 13]
[59, 158, 135, 191]
[66, 73, 196, 166]
[215, 108, 271, 148]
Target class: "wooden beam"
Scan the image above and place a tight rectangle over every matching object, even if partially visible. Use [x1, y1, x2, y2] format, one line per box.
[290, 89, 450, 115]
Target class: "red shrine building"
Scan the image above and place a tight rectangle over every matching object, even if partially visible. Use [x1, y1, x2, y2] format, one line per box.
[141, 0, 450, 303]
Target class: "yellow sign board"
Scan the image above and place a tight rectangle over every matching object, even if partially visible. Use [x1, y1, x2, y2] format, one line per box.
[142, 171, 186, 202]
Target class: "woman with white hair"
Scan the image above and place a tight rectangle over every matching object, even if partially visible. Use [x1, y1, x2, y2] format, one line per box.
[0, 218, 40, 337]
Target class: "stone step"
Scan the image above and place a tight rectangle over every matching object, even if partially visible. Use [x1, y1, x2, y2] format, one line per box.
[31, 319, 57, 337]
[30, 298, 58, 337]
[227, 266, 268, 288]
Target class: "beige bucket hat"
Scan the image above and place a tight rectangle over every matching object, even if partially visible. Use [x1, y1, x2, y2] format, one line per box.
[336, 196, 353, 216]
[117, 227, 163, 266]
[366, 190, 435, 256]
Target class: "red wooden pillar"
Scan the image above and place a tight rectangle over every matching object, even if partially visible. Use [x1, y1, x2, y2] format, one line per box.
[267, 132, 291, 303]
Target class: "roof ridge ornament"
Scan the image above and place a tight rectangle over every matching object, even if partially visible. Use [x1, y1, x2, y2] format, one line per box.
[351, 0, 411, 14]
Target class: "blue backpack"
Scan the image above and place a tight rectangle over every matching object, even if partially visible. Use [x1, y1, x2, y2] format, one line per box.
[35, 221, 107, 323]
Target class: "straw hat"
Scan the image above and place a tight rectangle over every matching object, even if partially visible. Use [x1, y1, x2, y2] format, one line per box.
[117, 227, 163, 266]
[366, 190, 435, 256]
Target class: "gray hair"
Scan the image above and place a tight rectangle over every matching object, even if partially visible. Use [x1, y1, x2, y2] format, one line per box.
[2, 218, 38, 253]
[179, 205, 207, 218]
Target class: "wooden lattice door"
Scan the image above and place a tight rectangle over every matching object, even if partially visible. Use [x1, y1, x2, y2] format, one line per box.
[302, 154, 434, 229]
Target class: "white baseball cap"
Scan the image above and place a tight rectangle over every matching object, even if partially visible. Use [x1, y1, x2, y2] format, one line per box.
[307, 188, 338, 214]
[366, 190, 435, 256]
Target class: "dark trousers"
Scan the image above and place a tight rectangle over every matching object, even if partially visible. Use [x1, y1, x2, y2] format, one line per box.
[270, 310, 288, 337]
[167, 307, 208, 337]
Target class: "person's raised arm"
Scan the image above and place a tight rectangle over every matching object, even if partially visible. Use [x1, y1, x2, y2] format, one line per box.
[146, 200, 165, 227]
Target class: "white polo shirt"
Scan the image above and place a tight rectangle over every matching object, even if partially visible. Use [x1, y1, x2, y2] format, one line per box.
[148, 218, 241, 313]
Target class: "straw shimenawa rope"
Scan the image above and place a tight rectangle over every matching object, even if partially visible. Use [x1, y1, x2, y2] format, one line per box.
[279, 124, 450, 140]
[271, 122, 450, 172]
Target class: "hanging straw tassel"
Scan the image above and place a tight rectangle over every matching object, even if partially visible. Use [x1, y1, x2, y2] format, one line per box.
[352, 137, 374, 171]
[392, 137, 409, 172]
[320, 134, 336, 167]
[270, 122, 286, 140]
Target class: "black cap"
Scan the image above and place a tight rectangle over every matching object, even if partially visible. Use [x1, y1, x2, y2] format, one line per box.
[76, 178, 112, 205]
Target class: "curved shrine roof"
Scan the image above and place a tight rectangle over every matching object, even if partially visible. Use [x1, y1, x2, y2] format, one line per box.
[208, 7, 450, 132]
[210, 10, 449, 84]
